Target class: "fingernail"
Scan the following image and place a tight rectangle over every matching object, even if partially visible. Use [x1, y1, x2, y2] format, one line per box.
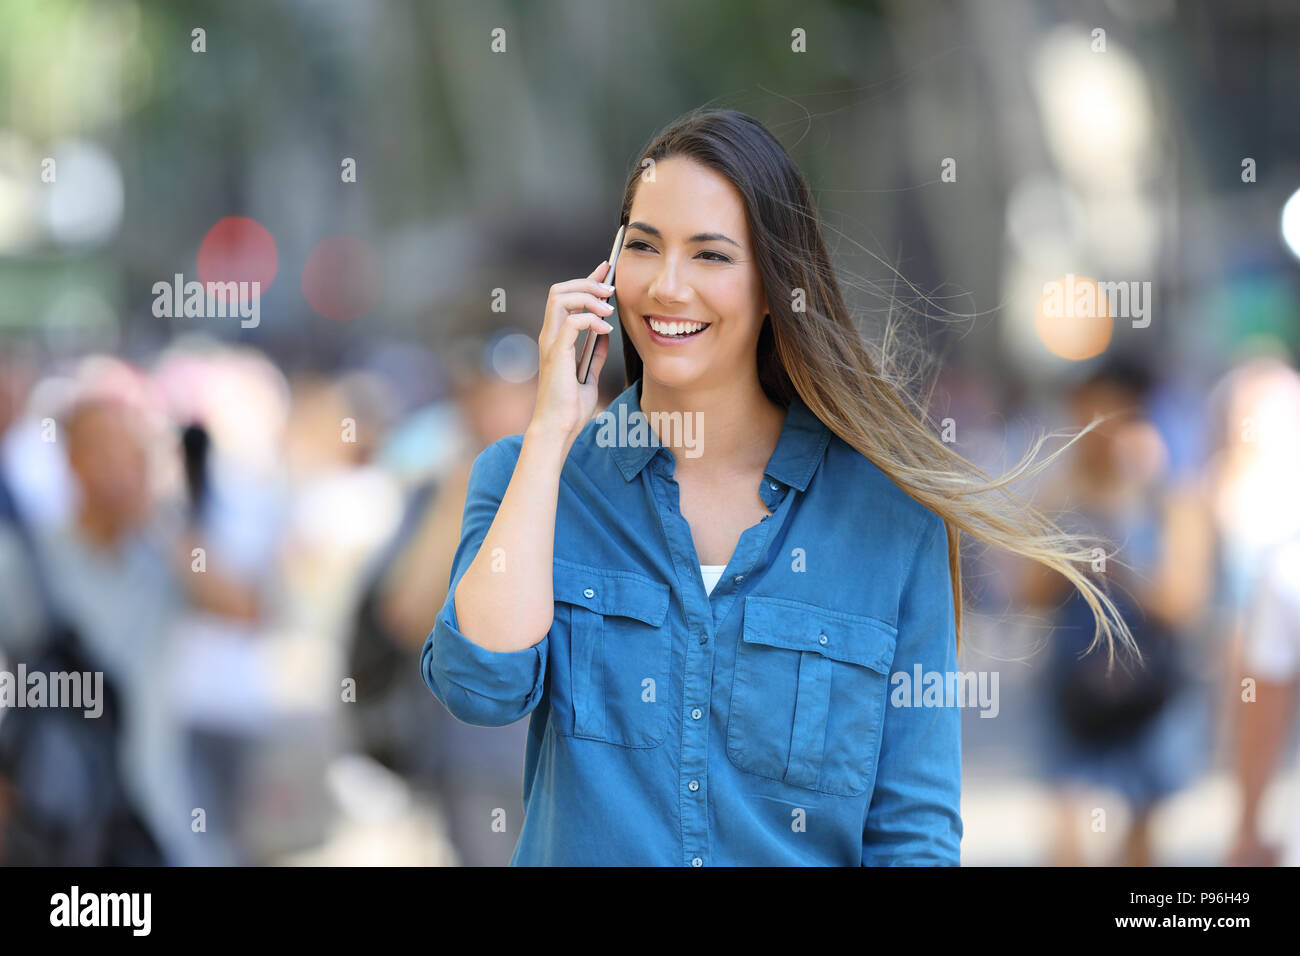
[600, 283, 614, 292]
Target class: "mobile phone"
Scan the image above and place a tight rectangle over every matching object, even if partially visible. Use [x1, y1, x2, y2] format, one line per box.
[576, 224, 626, 384]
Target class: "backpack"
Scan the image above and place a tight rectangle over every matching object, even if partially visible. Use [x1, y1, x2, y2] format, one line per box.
[344, 478, 440, 773]
[0, 622, 164, 865]
[1048, 587, 1183, 746]
[0, 481, 165, 866]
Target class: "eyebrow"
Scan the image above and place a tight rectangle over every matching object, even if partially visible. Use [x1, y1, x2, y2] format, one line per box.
[626, 221, 742, 249]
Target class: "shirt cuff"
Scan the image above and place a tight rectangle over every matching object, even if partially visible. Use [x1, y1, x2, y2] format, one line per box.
[421, 594, 547, 726]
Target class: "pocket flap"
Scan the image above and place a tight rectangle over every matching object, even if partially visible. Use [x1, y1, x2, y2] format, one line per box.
[553, 558, 670, 627]
[742, 596, 897, 673]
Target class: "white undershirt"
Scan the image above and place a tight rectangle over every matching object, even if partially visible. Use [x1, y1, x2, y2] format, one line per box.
[700, 564, 727, 596]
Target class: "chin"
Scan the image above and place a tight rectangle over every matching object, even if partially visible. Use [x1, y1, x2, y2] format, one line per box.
[641, 356, 716, 390]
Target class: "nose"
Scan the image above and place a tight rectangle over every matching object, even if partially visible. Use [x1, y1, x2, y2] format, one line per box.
[648, 252, 689, 307]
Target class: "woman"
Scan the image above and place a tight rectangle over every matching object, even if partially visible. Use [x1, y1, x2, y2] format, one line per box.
[1024, 362, 1212, 866]
[421, 108, 1134, 866]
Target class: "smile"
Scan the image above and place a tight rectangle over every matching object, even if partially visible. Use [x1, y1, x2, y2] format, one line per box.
[643, 314, 711, 343]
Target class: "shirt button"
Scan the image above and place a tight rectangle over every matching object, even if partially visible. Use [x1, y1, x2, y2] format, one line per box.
[691, 857, 703, 867]
[768, 481, 778, 490]
[818, 633, 828, 645]
[691, 707, 702, 720]
[733, 574, 744, 584]
[583, 587, 595, 599]
[688, 780, 699, 792]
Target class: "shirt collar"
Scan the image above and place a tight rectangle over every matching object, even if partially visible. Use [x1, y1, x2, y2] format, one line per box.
[603, 377, 832, 490]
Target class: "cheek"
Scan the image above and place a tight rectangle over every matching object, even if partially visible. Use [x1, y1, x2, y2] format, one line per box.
[614, 257, 649, 298]
[707, 274, 765, 337]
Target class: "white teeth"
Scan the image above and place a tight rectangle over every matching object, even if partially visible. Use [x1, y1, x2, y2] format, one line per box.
[647, 317, 708, 336]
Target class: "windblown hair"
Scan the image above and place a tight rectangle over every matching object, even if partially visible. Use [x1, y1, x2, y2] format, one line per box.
[617, 107, 1137, 667]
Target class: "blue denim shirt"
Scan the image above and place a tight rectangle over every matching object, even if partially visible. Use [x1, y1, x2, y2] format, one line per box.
[421, 378, 962, 866]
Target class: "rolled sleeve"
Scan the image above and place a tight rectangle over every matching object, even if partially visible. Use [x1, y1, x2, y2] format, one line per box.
[419, 438, 549, 727]
[861, 513, 963, 866]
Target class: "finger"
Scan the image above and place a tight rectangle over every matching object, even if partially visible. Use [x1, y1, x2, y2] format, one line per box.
[551, 277, 617, 300]
[543, 292, 615, 346]
[557, 291, 615, 315]
[554, 311, 613, 357]
[588, 260, 611, 281]
[541, 272, 614, 344]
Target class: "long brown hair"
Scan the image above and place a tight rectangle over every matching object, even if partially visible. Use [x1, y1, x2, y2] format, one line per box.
[618, 106, 1136, 667]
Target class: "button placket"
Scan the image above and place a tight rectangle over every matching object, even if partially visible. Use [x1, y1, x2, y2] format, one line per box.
[646, 465, 714, 870]
[706, 483, 796, 636]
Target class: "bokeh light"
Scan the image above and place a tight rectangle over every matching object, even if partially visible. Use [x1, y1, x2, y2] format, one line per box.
[1034, 274, 1114, 360]
[301, 235, 383, 322]
[196, 216, 279, 300]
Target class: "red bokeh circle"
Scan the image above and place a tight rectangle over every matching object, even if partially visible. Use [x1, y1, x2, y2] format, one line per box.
[301, 236, 383, 322]
[196, 216, 279, 301]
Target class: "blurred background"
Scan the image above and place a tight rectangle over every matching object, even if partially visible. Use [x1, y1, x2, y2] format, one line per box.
[0, 0, 1297, 866]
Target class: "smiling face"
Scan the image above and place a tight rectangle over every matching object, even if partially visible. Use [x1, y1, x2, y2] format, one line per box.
[617, 156, 769, 392]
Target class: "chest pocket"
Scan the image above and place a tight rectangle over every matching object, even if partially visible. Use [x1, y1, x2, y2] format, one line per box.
[552, 558, 672, 748]
[727, 596, 897, 796]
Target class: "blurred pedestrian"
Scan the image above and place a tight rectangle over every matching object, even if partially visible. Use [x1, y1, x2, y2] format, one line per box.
[1227, 531, 1300, 866]
[1021, 359, 1215, 866]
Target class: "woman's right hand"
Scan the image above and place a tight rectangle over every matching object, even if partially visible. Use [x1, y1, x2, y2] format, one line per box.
[528, 259, 617, 449]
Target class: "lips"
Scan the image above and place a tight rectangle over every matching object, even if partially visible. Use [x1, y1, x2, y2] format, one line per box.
[643, 314, 711, 342]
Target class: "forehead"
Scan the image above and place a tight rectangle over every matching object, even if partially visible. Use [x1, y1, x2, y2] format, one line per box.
[628, 156, 749, 235]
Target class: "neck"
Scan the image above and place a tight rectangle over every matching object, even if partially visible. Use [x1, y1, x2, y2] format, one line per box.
[638, 374, 786, 479]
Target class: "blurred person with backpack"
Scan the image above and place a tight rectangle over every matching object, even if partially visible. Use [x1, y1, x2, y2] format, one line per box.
[1017, 359, 1216, 866]
[0, 363, 262, 865]
[0, 354, 159, 864]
